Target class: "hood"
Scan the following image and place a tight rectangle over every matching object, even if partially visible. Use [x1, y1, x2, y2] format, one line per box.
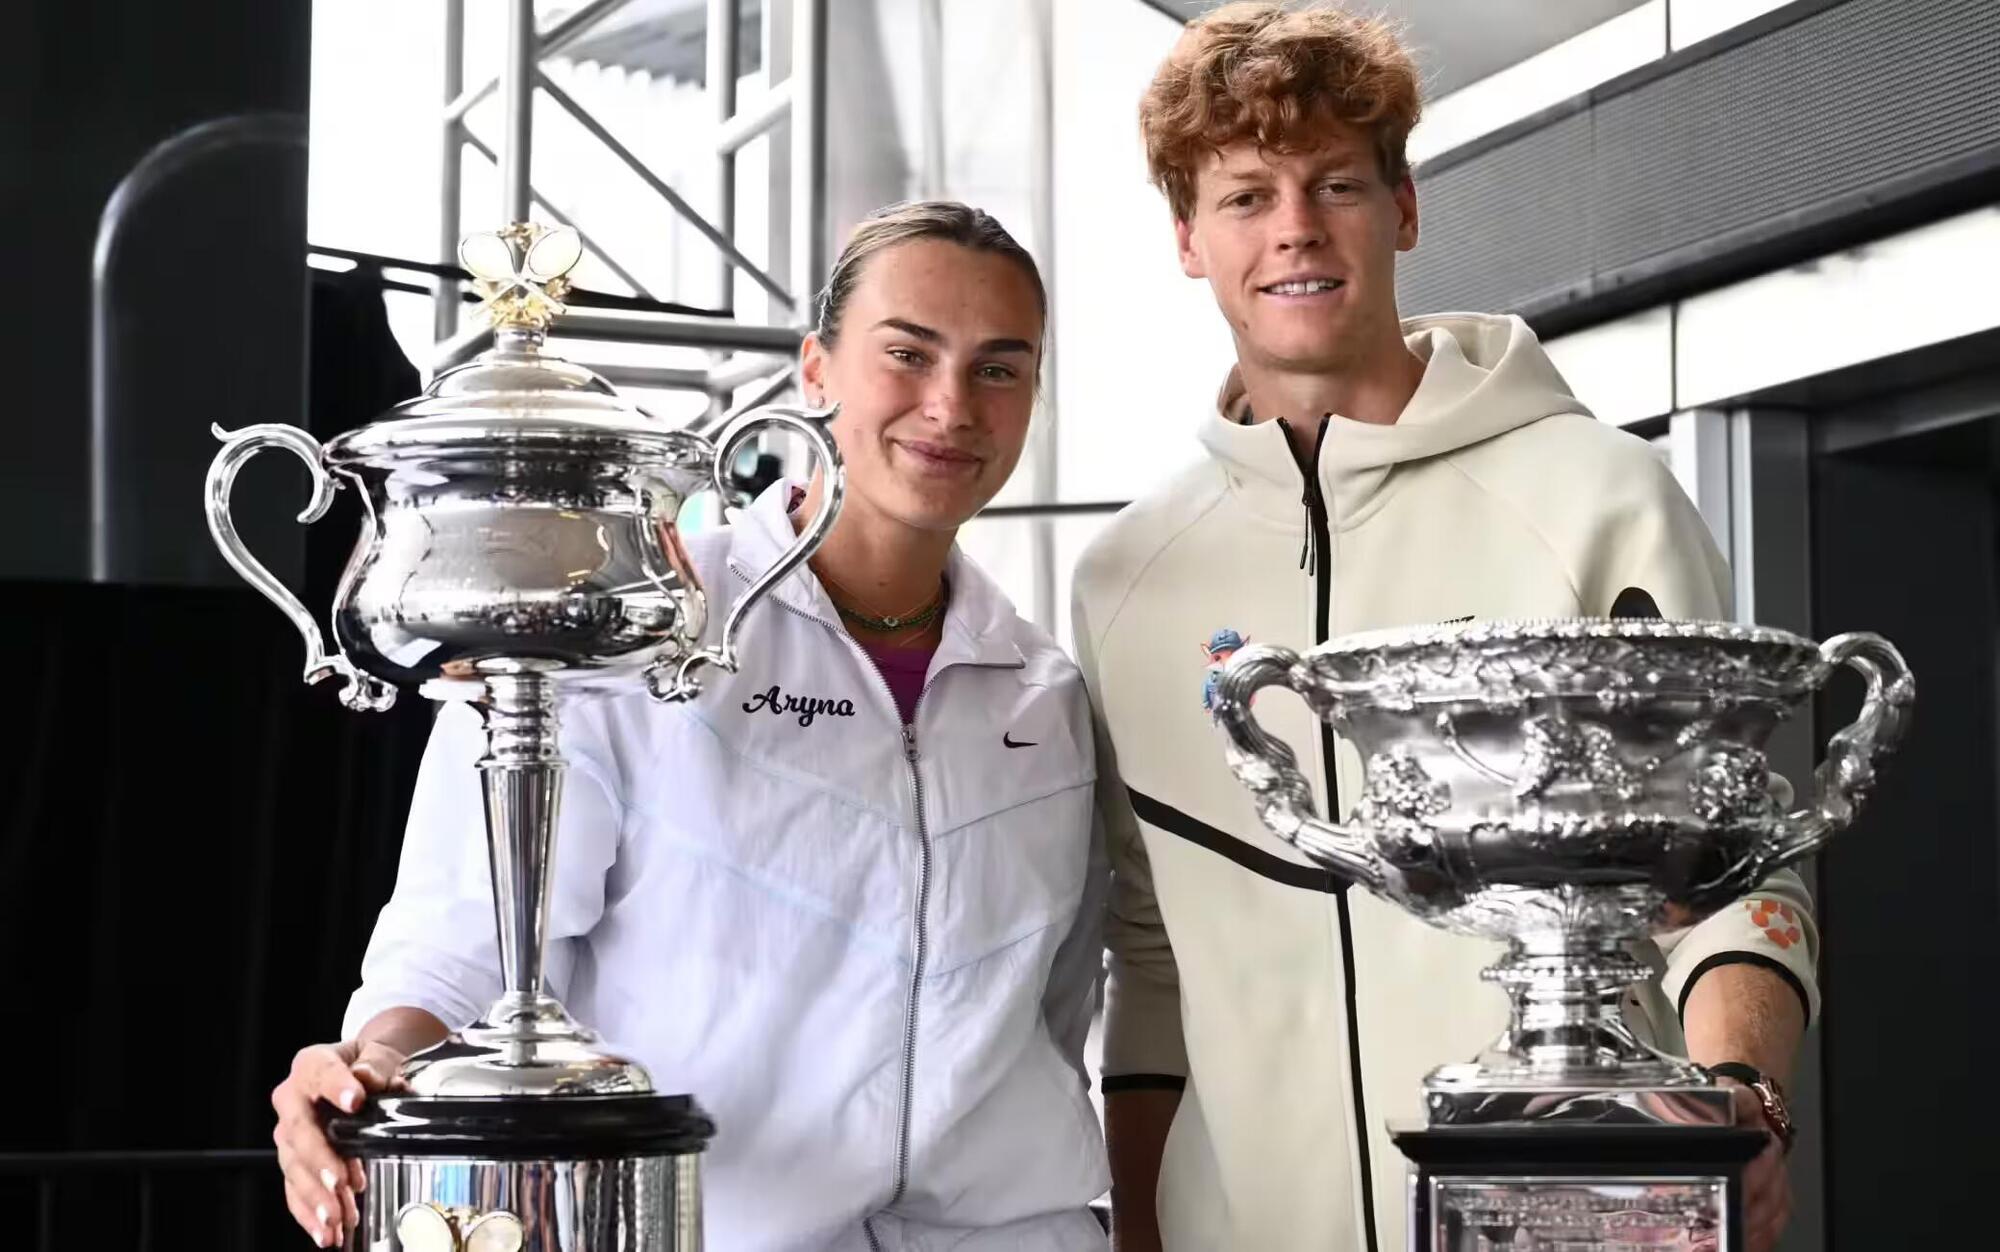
[1198, 312, 1589, 527]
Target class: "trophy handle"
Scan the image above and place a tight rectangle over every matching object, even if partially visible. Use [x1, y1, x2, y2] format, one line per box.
[205, 423, 395, 712]
[1210, 644, 1386, 890]
[646, 403, 844, 703]
[1756, 631, 1914, 871]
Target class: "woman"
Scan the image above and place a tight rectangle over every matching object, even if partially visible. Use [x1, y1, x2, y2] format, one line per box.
[270, 202, 1110, 1249]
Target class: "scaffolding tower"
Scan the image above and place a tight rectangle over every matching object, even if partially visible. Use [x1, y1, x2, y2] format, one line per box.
[432, 0, 826, 429]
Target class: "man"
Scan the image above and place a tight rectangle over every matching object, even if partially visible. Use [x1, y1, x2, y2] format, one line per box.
[1070, 5, 1814, 1250]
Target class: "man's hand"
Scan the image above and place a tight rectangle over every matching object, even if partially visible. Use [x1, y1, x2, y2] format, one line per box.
[270, 1038, 409, 1247]
[1722, 1079, 1791, 1252]
[1681, 961, 1806, 1252]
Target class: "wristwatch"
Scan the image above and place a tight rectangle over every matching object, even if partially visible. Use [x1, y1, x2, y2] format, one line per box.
[1705, 1061, 1795, 1153]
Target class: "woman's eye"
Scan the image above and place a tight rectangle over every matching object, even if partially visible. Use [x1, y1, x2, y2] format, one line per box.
[886, 347, 925, 366]
[977, 364, 1020, 383]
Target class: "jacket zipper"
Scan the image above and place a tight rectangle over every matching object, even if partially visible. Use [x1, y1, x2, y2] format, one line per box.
[1279, 416, 1379, 1252]
[883, 725, 930, 1224]
[734, 574, 944, 1252]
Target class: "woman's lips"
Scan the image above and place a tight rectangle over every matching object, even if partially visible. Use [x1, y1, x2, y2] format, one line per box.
[894, 439, 983, 475]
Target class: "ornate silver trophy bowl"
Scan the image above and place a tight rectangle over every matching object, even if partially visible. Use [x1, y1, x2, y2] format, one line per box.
[1213, 618, 1911, 1097]
[1208, 620, 1912, 1240]
[1213, 618, 1912, 1248]
[206, 225, 843, 1251]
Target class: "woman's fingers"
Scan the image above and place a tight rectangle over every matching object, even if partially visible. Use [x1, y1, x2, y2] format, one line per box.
[350, 1040, 407, 1095]
[283, 1174, 340, 1248]
[294, 1045, 369, 1115]
[274, 1077, 355, 1245]
[275, 1042, 401, 1247]
[275, 1117, 350, 1244]
[336, 1160, 361, 1233]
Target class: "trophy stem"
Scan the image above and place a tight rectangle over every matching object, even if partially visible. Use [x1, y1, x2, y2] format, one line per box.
[1476, 932, 1701, 1086]
[400, 668, 648, 1092]
[477, 671, 572, 1036]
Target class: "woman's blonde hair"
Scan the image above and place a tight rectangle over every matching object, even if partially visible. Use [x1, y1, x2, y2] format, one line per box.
[814, 200, 1047, 348]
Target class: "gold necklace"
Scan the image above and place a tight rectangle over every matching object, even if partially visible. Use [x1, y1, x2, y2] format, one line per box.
[817, 567, 948, 636]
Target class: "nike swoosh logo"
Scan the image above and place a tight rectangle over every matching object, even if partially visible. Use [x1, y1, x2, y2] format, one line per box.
[1002, 733, 1037, 749]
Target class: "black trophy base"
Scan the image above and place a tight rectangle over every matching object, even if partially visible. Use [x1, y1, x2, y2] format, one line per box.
[327, 1095, 715, 1251]
[327, 1091, 715, 1160]
[1394, 1122, 1766, 1252]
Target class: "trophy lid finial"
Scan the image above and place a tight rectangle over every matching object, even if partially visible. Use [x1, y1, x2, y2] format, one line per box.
[457, 222, 584, 336]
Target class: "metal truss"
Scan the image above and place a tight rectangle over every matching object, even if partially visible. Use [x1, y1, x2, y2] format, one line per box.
[435, 0, 825, 426]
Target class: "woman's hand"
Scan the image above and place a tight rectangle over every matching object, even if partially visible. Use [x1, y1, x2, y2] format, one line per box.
[270, 1039, 407, 1247]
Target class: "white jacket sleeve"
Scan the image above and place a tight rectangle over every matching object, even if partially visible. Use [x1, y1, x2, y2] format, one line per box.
[1073, 580, 1189, 1084]
[342, 699, 624, 1038]
[1042, 788, 1110, 1083]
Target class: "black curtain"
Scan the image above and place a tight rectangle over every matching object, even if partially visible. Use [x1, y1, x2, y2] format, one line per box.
[1, 0, 311, 583]
[1813, 417, 2000, 1246]
[1, 271, 433, 1249]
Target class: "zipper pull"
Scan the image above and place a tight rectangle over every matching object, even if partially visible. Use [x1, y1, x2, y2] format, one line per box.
[901, 724, 919, 762]
[1299, 491, 1312, 571]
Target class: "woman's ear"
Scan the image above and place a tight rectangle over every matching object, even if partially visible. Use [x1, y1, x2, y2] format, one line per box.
[799, 333, 828, 407]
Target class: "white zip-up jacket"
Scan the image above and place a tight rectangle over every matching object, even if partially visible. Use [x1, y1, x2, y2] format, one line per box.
[346, 480, 1111, 1251]
[1071, 314, 1820, 1251]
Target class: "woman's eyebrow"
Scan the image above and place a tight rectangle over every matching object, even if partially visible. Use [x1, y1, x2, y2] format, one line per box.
[876, 317, 1034, 356]
[874, 317, 941, 342]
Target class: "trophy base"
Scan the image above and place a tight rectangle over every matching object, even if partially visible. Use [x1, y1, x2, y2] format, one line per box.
[1424, 1073, 1736, 1128]
[328, 1093, 714, 1251]
[1394, 1121, 1764, 1252]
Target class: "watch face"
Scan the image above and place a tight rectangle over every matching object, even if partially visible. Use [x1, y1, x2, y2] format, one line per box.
[1752, 1081, 1795, 1148]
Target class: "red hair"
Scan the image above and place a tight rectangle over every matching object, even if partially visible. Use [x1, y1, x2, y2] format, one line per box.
[1140, 2, 1422, 220]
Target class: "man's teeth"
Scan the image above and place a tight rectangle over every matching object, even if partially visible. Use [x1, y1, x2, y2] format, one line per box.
[1265, 279, 1340, 295]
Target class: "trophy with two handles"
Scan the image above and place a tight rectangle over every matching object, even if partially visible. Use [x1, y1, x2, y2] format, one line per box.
[207, 223, 843, 1251]
[1212, 616, 1912, 1251]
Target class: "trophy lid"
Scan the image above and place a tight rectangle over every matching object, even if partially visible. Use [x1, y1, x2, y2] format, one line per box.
[323, 223, 713, 470]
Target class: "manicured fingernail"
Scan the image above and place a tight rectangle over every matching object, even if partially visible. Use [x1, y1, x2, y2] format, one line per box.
[317, 1203, 330, 1226]
[321, 1168, 340, 1192]
[342, 1087, 362, 1111]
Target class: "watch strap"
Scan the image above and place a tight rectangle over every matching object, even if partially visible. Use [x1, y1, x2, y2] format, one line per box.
[1703, 1062, 1796, 1153]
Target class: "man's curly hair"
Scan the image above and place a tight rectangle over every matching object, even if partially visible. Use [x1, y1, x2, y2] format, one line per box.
[1140, 2, 1422, 221]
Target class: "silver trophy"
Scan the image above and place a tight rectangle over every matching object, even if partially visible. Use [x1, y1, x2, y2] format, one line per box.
[206, 223, 843, 1251]
[1211, 618, 1913, 1251]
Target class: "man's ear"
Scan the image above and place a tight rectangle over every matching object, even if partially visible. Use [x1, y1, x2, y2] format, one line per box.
[1394, 171, 1419, 253]
[1175, 213, 1206, 279]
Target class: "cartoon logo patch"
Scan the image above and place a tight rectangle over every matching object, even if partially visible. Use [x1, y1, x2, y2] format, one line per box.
[1200, 627, 1250, 718]
[1747, 898, 1802, 950]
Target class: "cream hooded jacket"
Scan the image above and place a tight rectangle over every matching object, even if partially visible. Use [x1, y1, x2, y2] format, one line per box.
[1071, 313, 1818, 1252]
